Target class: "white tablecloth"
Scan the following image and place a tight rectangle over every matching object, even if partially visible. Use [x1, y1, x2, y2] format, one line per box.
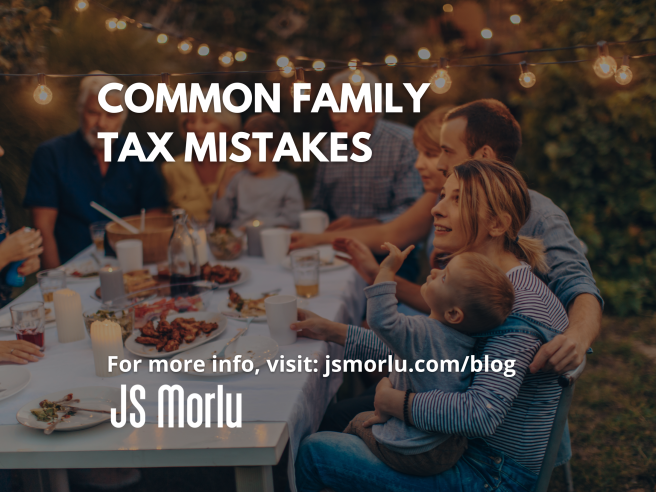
[0, 246, 368, 489]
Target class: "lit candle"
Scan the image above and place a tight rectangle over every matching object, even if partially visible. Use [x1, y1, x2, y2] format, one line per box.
[246, 219, 264, 257]
[90, 320, 124, 377]
[195, 229, 209, 266]
[99, 266, 125, 303]
[53, 289, 85, 343]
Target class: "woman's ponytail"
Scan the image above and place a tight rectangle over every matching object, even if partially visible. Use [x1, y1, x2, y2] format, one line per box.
[507, 235, 548, 274]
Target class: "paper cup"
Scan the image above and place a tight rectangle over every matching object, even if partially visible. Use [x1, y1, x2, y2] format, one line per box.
[264, 295, 298, 346]
[300, 210, 329, 234]
[115, 239, 143, 273]
[261, 228, 291, 265]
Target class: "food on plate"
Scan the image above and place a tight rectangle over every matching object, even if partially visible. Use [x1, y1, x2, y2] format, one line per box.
[201, 263, 241, 284]
[208, 228, 244, 260]
[31, 395, 76, 423]
[83, 309, 134, 342]
[227, 288, 270, 318]
[133, 296, 203, 324]
[123, 269, 159, 293]
[134, 313, 219, 352]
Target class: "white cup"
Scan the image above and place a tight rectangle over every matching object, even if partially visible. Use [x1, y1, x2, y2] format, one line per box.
[300, 210, 329, 234]
[317, 245, 335, 265]
[115, 239, 143, 273]
[264, 295, 298, 346]
[261, 228, 292, 265]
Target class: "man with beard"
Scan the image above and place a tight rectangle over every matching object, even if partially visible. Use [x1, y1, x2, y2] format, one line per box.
[24, 71, 166, 268]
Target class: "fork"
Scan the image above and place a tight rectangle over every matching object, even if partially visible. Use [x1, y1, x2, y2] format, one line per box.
[208, 317, 253, 361]
[261, 288, 281, 297]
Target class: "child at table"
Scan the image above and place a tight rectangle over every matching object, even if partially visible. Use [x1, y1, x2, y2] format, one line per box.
[211, 113, 304, 230]
[344, 243, 515, 476]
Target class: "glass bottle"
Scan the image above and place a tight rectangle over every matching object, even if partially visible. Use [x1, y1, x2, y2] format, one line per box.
[168, 209, 199, 296]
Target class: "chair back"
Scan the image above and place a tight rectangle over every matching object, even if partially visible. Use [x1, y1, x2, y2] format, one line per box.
[533, 358, 586, 492]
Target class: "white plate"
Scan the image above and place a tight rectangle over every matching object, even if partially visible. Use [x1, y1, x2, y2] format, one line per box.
[16, 386, 126, 432]
[0, 366, 31, 402]
[281, 257, 349, 272]
[124, 311, 227, 359]
[216, 292, 269, 322]
[211, 264, 251, 290]
[172, 335, 279, 377]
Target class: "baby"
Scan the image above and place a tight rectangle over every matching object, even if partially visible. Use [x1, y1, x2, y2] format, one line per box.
[344, 243, 515, 476]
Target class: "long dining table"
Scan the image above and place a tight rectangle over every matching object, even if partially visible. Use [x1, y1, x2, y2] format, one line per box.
[0, 245, 367, 492]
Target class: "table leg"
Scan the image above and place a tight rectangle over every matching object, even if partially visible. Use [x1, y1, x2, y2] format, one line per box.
[235, 466, 274, 492]
[20, 469, 69, 492]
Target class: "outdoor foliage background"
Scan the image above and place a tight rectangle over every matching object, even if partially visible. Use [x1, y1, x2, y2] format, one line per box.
[1, 0, 654, 315]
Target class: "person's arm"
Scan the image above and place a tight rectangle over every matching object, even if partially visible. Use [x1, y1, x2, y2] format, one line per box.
[376, 143, 422, 223]
[0, 340, 44, 364]
[291, 191, 437, 253]
[0, 228, 43, 271]
[32, 207, 60, 269]
[394, 276, 430, 314]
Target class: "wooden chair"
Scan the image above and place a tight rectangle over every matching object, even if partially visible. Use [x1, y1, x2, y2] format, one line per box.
[534, 358, 586, 492]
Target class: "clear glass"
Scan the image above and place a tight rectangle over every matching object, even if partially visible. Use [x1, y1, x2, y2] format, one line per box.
[89, 221, 109, 253]
[168, 209, 199, 295]
[36, 269, 66, 311]
[290, 249, 320, 298]
[10, 301, 46, 349]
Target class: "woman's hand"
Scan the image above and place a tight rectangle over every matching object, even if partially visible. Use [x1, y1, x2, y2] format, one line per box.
[290, 309, 348, 345]
[363, 377, 395, 427]
[289, 232, 323, 251]
[17, 255, 41, 276]
[332, 237, 379, 285]
[0, 340, 44, 364]
[363, 377, 414, 427]
[0, 228, 43, 268]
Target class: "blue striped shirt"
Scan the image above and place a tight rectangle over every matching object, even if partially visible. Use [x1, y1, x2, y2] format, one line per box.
[344, 263, 569, 473]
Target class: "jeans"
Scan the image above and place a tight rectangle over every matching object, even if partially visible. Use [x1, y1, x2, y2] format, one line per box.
[318, 385, 376, 432]
[296, 434, 538, 492]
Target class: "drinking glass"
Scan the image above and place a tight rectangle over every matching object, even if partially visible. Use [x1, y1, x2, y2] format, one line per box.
[36, 269, 67, 313]
[10, 301, 46, 350]
[290, 249, 320, 298]
[90, 222, 109, 253]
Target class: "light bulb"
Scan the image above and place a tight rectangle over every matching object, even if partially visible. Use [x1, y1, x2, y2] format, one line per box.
[235, 51, 247, 62]
[593, 55, 617, 79]
[198, 44, 210, 56]
[519, 71, 536, 88]
[443, 4, 453, 12]
[178, 39, 193, 55]
[157, 33, 168, 44]
[481, 29, 493, 39]
[510, 15, 521, 24]
[348, 58, 359, 71]
[116, 19, 127, 30]
[349, 69, 365, 86]
[418, 48, 431, 60]
[280, 62, 295, 78]
[74, 0, 89, 12]
[219, 51, 234, 67]
[105, 18, 118, 31]
[313, 60, 326, 71]
[615, 65, 632, 85]
[385, 54, 398, 66]
[290, 82, 311, 98]
[429, 68, 451, 94]
[277, 56, 290, 68]
[33, 84, 53, 105]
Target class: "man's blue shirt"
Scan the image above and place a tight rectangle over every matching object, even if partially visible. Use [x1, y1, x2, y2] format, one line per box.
[23, 130, 167, 263]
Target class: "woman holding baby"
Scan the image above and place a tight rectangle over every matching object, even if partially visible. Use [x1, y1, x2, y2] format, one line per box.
[293, 159, 568, 492]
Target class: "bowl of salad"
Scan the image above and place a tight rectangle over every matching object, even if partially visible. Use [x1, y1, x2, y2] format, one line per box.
[208, 228, 244, 261]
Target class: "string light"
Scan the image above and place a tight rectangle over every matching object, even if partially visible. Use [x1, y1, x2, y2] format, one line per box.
[312, 60, 326, 71]
[74, 0, 89, 12]
[348, 59, 359, 71]
[481, 29, 493, 39]
[178, 39, 193, 55]
[518, 61, 536, 88]
[290, 68, 311, 97]
[276, 56, 290, 68]
[280, 61, 295, 78]
[510, 15, 521, 24]
[219, 51, 234, 67]
[349, 69, 364, 85]
[385, 54, 398, 66]
[593, 41, 617, 78]
[116, 18, 127, 30]
[157, 33, 168, 44]
[418, 48, 431, 60]
[429, 58, 452, 94]
[105, 17, 117, 31]
[235, 51, 247, 62]
[615, 54, 633, 85]
[443, 4, 453, 13]
[198, 44, 210, 56]
[33, 74, 53, 105]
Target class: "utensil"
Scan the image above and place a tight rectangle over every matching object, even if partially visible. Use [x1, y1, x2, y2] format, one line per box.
[140, 208, 146, 231]
[44, 412, 67, 435]
[63, 406, 117, 415]
[90, 202, 140, 234]
[261, 288, 282, 297]
[210, 317, 253, 360]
